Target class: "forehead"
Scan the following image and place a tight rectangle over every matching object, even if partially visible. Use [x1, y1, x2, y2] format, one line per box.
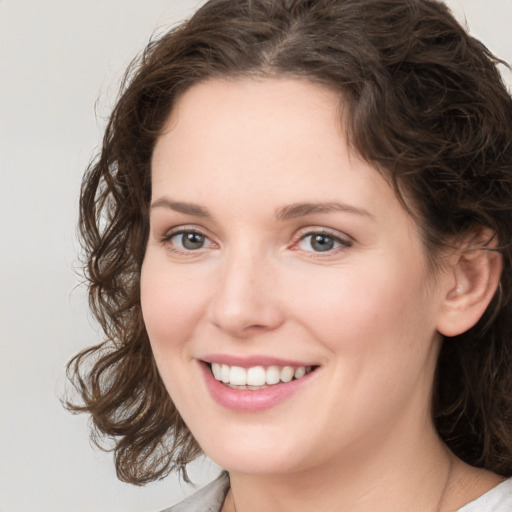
[154, 78, 346, 174]
[150, 77, 409, 229]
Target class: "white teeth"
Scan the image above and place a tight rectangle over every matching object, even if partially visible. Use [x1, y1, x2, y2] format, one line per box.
[247, 366, 266, 386]
[211, 363, 222, 380]
[221, 364, 230, 383]
[209, 363, 312, 387]
[294, 366, 306, 379]
[229, 366, 247, 386]
[266, 366, 281, 385]
[280, 366, 294, 383]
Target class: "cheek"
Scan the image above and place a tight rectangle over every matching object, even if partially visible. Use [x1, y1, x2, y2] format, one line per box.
[140, 255, 213, 414]
[140, 255, 209, 354]
[290, 257, 434, 357]
[288, 260, 438, 437]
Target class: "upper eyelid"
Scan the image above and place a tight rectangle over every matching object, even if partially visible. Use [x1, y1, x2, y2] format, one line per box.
[294, 226, 353, 242]
[160, 224, 212, 239]
[162, 227, 206, 239]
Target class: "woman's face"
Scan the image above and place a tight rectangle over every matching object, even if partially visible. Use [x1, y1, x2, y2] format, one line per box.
[141, 78, 448, 476]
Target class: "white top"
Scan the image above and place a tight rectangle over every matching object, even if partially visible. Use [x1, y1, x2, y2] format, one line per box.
[162, 472, 512, 512]
[458, 477, 512, 511]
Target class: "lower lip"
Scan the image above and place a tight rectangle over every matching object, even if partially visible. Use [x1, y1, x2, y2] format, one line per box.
[199, 362, 317, 412]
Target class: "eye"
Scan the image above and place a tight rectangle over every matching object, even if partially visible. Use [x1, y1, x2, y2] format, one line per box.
[296, 231, 351, 253]
[164, 229, 214, 251]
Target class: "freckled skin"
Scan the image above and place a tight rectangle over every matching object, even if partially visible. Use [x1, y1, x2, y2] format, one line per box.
[141, 78, 465, 510]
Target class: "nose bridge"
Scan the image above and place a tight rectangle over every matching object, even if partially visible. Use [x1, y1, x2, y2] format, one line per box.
[210, 240, 282, 336]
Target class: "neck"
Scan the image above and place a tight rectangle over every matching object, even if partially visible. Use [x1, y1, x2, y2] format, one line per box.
[225, 421, 454, 512]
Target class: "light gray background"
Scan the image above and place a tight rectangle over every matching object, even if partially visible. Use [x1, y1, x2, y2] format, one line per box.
[1, 1, 511, 511]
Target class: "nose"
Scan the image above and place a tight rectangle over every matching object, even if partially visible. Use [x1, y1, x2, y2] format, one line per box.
[209, 247, 285, 338]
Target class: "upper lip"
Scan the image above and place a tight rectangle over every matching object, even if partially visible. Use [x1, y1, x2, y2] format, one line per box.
[201, 354, 317, 368]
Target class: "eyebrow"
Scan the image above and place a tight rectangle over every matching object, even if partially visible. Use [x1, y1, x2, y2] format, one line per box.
[150, 198, 211, 217]
[150, 197, 375, 221]
[274, 202, 376, 221]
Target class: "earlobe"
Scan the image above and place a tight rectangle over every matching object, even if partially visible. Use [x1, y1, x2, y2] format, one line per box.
[436, 232, 502, 338]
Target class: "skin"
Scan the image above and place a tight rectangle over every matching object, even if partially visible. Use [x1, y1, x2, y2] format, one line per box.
[141, 78, 502, 511]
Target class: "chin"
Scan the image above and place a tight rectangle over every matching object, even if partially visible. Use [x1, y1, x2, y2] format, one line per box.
[196, 427, 311, 476]
[207, 450, 301, 476]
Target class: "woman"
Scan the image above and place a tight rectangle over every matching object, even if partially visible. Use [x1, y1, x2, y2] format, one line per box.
[67, 0, 512, 510]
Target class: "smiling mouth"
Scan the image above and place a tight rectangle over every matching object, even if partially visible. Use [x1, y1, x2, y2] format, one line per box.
[207, 362, 317, 390]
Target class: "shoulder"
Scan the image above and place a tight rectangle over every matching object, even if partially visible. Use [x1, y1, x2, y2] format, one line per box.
[457, 477, 512, 511]
[159, 472, 230, 512]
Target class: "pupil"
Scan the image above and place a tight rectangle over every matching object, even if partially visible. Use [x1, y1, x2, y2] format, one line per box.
[182, 232, 204, 249]
[312, 234, 334, 252]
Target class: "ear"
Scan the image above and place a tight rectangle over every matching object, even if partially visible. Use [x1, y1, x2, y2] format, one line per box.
[436, 231, 502, 337]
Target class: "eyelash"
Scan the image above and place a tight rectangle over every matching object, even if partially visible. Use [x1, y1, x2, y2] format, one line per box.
[160, 228, 216, 256]
[160, 227, 352, 256]
[292, 229, 353, 256]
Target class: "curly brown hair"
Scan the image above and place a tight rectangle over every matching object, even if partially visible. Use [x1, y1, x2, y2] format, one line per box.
[66, 0, 512, 485]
